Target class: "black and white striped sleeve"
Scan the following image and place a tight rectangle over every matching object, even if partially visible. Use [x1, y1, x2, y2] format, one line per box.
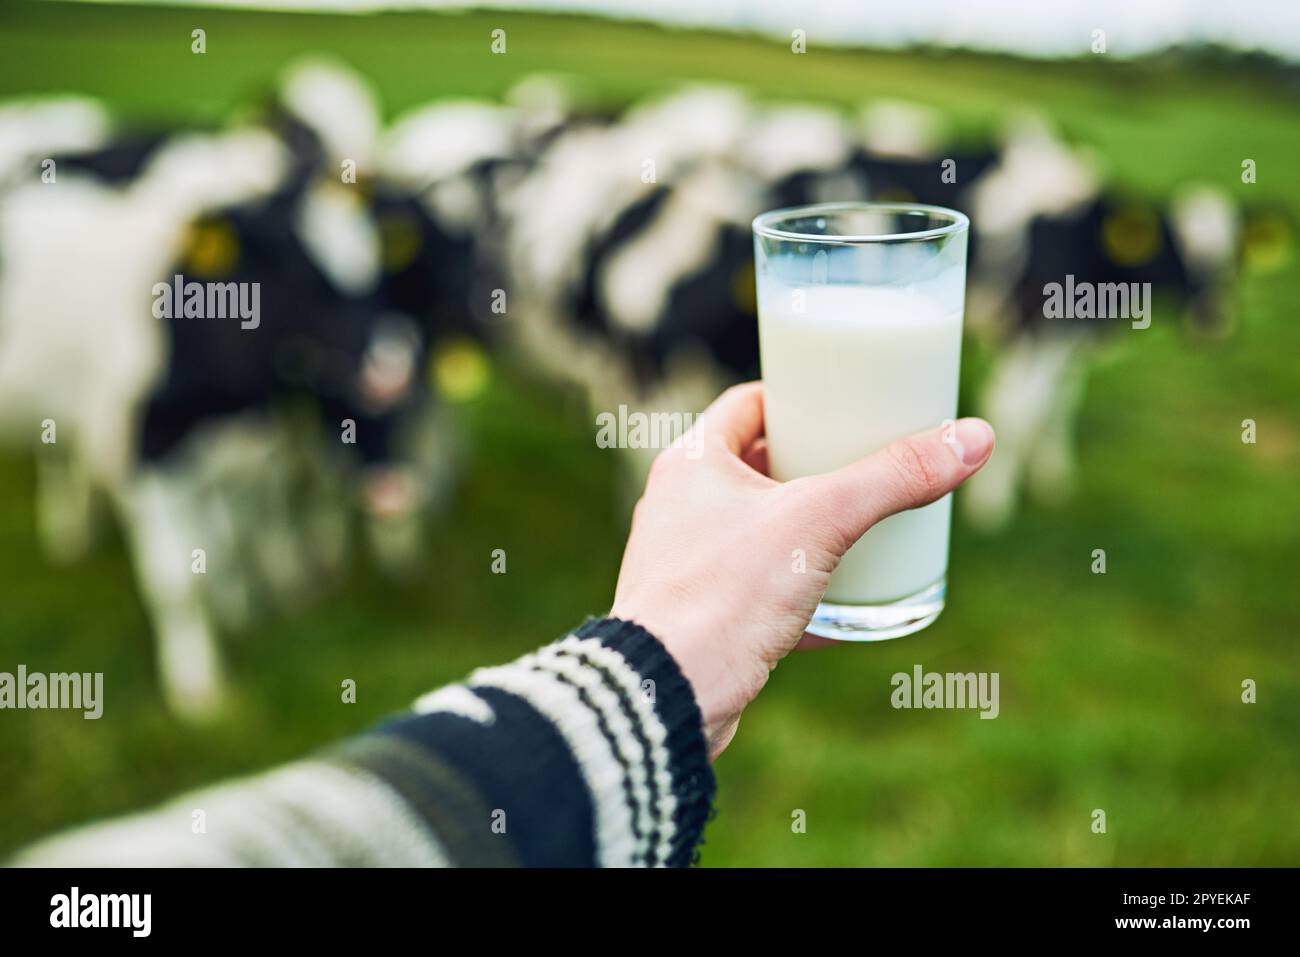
[360, 616, 717, 867]
[13, 618, 717, 868]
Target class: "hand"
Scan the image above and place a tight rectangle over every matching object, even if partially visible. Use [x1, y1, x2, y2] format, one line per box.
[609, 382, 995, 759]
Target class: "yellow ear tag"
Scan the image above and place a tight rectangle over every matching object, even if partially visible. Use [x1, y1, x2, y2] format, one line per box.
[730, 260, 757, 315]
[1243, 212, 1293, 276]
[431, 337, 491, 402]
[1101, 206, 1161, 267]
[876, 186, 916, 204]
[183, 218, 240, 277]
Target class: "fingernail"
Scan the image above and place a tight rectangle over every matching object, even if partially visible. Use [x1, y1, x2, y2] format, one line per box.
[951, 418, 995, 466]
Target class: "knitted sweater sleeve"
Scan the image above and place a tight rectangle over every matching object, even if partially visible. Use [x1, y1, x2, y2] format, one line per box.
[13, 618, 717, 868]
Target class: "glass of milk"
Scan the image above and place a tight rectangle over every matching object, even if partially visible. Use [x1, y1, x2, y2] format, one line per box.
[753, 202, 969, 641]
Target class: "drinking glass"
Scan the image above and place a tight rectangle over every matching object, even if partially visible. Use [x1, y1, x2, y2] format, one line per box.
[753, 202, 970, 640]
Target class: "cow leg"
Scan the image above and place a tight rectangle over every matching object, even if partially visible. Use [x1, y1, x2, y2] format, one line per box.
[34, 447, 96, 563]
[961, 335, 1082, 531]
[1026, 344, 1088, 506]
[119, 470, 226, 720]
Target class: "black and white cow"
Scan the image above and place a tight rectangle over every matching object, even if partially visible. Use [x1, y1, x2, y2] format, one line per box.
[0, 61, 497, 717]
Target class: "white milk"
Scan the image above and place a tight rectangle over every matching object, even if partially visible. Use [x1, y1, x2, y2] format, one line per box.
[758, 283, 963, 603]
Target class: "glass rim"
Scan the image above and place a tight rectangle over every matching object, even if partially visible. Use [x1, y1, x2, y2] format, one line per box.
[752, 201, 970, 245]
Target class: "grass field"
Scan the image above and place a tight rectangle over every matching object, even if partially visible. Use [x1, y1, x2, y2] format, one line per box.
[1, 1, 1297, 865]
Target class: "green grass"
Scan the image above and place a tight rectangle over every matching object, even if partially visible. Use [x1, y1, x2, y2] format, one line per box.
[1, 1, 1298, 865]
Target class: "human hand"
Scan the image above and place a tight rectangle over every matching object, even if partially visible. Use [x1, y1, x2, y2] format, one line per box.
[609, 382, 995, 758]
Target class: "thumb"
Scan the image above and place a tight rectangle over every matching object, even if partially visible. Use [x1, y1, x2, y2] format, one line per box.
[799, 418, 995, 551]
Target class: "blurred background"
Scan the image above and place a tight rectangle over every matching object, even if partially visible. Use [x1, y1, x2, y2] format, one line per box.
[0, 0, 1297, 865]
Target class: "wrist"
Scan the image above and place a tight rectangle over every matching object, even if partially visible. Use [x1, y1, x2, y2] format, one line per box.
[605, 605, 745, 759]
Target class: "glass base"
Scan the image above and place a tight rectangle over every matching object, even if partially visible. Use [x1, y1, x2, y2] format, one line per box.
[808, 577, 946, 642]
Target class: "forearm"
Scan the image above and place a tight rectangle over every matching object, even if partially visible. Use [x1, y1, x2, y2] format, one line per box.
[13, 619, 715, 868]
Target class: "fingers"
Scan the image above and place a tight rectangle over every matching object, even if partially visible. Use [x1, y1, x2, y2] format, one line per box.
[691, 381, 765, 456]
[801, 418, 995, 549]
